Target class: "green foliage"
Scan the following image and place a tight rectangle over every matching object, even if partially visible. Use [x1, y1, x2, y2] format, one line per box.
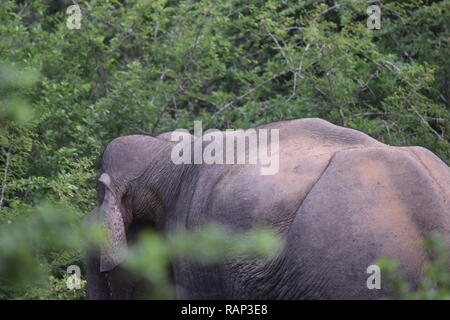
[0, 0, 449, 299]
[378, 233, 450, 300]
[0, 202, 87, 299]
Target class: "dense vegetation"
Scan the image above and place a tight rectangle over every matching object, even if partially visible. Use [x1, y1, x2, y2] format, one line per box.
[0, 0, 449, 299]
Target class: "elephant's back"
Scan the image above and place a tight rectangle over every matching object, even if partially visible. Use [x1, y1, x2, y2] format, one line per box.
[257, 118, 382, 146]
[197, 119, 386, 230]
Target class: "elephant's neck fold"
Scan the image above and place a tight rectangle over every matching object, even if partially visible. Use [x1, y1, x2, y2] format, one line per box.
[145, 144, 193, 213]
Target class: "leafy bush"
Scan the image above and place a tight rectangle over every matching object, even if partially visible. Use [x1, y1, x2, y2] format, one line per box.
[0, 202, 87, 299]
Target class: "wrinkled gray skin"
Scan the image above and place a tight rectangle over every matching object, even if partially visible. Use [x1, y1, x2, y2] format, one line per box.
[84, 118, 450, 299]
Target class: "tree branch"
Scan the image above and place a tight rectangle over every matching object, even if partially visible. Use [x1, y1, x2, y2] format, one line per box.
[315, 2, 348, 20]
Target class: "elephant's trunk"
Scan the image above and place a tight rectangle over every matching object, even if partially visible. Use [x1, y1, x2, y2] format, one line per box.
[97, 173, 128, 272]
[99, 204, 127, 272]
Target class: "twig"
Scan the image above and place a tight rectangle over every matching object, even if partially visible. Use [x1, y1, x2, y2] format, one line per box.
[339, 108, 346, 126]
[213, 71, 288, 116]
[194, 96, 220, 109]
[284, 26, 304, 31]
[315, 2, 348, 20]
[383, 60, 401, 74]
[381, 120, 392, 139]
[17, 1, 29, 15]
[0, 146, 12, 209]
[411, 107, 444, 141]
[151, 94, 176, 134]
[370, 1, 405, 24]
[150, 71, 167, 105]
[360, 53, 402, 77]
[287, 43, 310, 103]
[267, 30, 291, 65]
[314, 85, 326, 96]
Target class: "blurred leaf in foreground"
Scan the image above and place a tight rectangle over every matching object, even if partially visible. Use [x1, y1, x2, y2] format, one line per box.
[377, 233, 450, 300]
[0, 202, 105, 299]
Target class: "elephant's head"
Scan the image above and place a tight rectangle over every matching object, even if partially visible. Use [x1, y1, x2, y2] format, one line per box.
[90, 132, 193, 274]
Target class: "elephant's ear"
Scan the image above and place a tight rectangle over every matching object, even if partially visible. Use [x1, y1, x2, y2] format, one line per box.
[98, 173, 127, 273]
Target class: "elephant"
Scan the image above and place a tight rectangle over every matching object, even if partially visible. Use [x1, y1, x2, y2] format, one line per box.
[84, 118, 450, 299]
